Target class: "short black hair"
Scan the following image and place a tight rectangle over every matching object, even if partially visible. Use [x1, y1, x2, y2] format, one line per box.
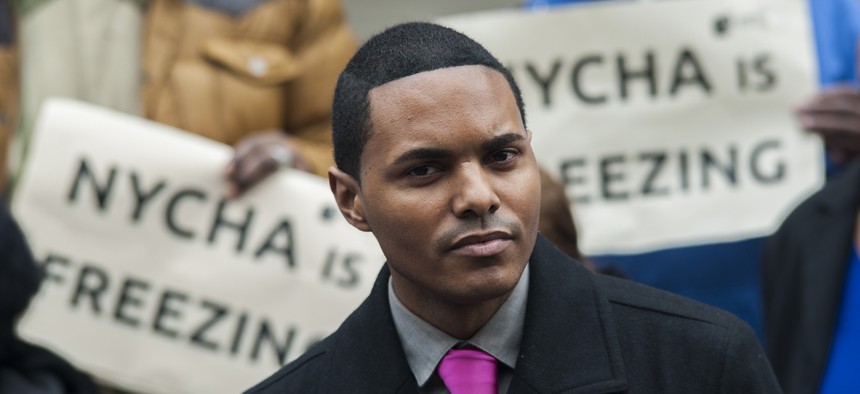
[331, 22, 526, 180]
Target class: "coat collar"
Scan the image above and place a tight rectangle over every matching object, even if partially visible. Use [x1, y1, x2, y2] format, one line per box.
[324, 267, 418, 394]
[325, 234, 627, 393]
[510, 235, 627, 393]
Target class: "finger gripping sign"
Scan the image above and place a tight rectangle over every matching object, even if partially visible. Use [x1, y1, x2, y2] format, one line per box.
[12, 99, 386, 394]
[440, 0, 823, 254]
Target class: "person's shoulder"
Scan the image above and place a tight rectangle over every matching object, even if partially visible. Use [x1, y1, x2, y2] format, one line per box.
[593, 273, 750, 333]
[593, 273, 766, 371]
[243, 335, 335, 394]
[591, 274, 778, 391]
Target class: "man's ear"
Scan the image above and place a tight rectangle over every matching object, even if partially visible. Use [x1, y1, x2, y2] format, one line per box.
[525, 128, 533, 143]
[328, 167, 371, 232]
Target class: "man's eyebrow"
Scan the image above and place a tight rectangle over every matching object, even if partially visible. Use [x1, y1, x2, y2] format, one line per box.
[392, 147, 453, 166]
[482, 133, 525, 152]
[390, 133, 524, 166]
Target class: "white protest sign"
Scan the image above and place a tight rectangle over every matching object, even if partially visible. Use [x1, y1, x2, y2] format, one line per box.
[12, 99, 385, 394]
[441, 0, 823, 254]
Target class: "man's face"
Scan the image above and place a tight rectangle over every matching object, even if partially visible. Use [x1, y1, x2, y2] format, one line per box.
[332, 65, 541, 307]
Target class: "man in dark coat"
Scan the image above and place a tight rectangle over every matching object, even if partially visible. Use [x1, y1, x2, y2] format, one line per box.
[762, 156, 860, 394]
[246, 22, 780, 393]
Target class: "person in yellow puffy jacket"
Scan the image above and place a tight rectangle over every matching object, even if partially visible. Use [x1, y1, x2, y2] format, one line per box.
[0, 0, 356, 197]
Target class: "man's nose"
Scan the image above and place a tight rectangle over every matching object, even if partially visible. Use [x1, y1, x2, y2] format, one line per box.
[452, 164, 501, 218]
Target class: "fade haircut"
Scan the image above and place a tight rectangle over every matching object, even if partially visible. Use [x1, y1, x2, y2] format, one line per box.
[331, 22, 527, 181]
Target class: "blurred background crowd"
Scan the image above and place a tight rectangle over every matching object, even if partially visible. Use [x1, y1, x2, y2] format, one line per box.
[1, 0, 858, 393]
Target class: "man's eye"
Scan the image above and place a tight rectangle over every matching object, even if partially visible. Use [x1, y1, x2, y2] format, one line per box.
[491, 150, 518, 163]
[407, 165, 440, 177]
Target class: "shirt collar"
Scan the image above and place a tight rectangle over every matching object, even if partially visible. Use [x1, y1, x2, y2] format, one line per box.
[388, 264, 530, 387]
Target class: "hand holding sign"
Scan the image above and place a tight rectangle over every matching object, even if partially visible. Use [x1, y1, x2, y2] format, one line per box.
[796, 85, 860, 166]
[225, 130, 312, 198]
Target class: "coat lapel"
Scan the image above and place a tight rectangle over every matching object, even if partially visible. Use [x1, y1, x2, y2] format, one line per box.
[325, 266, 418, 394]
[511, 235, 627, 393]
[325, 235, 628, 393]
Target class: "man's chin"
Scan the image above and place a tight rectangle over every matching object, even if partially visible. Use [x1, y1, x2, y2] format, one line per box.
[443, 275, 521, 305]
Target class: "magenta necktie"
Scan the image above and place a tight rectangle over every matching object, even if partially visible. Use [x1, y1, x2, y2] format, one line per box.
[437, 348, 498, 394]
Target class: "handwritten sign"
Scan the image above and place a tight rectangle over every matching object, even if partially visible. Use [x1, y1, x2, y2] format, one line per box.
[13, 99, 385, 394]
[441, 0, 823, 253]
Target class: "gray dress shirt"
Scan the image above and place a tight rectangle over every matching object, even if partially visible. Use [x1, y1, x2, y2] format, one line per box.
[388, 264, 530, 394]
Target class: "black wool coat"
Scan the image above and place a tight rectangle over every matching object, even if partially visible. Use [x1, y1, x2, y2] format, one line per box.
[762, 157, 860, 394]
[248, 235, 780, 393]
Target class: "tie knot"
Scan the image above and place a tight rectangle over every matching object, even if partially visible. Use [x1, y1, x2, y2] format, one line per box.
[437, 348, 498, 394]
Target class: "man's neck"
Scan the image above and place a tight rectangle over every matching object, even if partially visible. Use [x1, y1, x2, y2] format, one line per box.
[390, 276, 514, 340]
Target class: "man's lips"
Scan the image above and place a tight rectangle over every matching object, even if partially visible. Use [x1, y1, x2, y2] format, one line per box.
[450, 231, 513, 257]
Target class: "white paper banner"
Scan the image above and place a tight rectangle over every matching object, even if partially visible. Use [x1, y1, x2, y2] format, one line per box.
[441, 0, 823, 254]
[12, 99, 385, 394]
